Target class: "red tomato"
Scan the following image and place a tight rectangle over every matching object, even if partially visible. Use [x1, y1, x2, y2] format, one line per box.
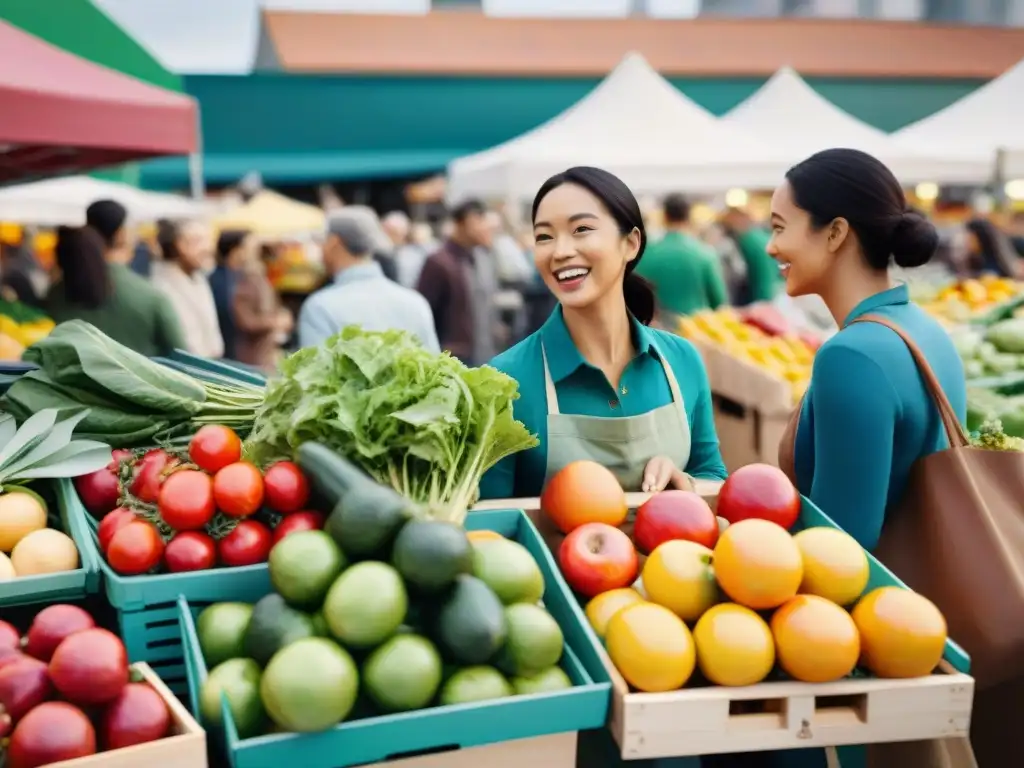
[73, 465, 120, 518]
[217, 520, 272, 567]
[164, 532, 217, 573]
[189, 425, 242, 474]
[558, 522, 638, 599]
[158, 470, 215, 531]
[271, 510, 326, 546]
[107, 522, 165, 576]
[263, 462, 310, 514]
[717, 463, 801, 530]
[97, 508, 136, 554]
[129, 449, 176, 504]
[213, 462, 265, 518]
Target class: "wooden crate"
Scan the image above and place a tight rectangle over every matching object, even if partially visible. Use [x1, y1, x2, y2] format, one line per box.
[47, 663, 206, 768]
[598, 643, 973, 759]
[365, 732, 575, 768]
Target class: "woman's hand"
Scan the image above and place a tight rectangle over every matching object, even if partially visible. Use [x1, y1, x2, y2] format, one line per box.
[642, 456, 695, 494]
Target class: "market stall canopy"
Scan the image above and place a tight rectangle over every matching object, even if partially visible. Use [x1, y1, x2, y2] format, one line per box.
[721, 67, 990, 185]
[0, 21, 198, 184]
[213, 191, 326, 237]
[891, 57, 1024, 180]
[446, 52, 792, 201]
[0, 176, 212, 226]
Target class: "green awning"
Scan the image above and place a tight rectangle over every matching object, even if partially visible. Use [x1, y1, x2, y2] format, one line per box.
[141, 72, 988, 190]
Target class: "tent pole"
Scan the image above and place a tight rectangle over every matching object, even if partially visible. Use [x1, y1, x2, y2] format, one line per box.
[188, 103, 205, 201]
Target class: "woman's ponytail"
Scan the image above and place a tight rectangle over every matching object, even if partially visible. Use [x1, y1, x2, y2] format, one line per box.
[623, 270, 656, 326]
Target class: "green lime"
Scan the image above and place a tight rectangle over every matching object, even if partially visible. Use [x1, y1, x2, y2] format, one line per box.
[511, 666, 573, 695]
[323, 562, 408, 649]
[261, 638, 359, 732]
[472, 539, 544, 605]
[495, 603, 564, 677]
[269, 530, 347, 609]
[200, 658, 265, 738]
[439, 666, 512, 706]
[363, 634, 442, 712]
[197, 603, 253, 668]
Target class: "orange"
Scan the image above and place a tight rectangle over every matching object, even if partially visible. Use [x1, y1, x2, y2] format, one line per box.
[585, 588, 645, 638]
[713, 519, 803, 610]
[793, 527, 869, 606]
[540, 461, 628, 534]
[605, 602, 695, 692]
[467, 530, 504, 544]
[692, 603, 775, 687]
[642, 540, 719, 622]
[852, 587, 947, 679]
[771, 595, 860, 683]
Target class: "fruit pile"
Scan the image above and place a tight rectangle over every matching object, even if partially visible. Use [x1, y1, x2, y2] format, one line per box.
[676, 306, 817, 402]
[915, 275, 1020, 325]
[0, 301, 54, 361]
[0, 489, 79, 582]
[542, 461, 949, 693]
[0, 605, 172, 767]
[74, 425, 326, 576]
[194, 445, 572, 737]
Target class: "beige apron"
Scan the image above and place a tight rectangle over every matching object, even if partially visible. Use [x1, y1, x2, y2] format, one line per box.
[527, 342, 692, 553]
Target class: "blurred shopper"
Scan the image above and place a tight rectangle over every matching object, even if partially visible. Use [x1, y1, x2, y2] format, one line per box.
[965, 217, 1021, 277]
[417, 199, 497, 365]
[46, 204, 185, 356]
[634, 194, 727, 326]
[721, 206, 783, 304]
[299, 214, 438, 351]
[485, 210, 534, 285]
[1008, 210, 1024, 256]
[152, 219, 224, 359]
[209, 231, 244, 360]
[0, 242, 41, 307]
[382, 210, 429, 289]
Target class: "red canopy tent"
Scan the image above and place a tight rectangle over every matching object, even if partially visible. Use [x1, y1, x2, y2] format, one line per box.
[0, 20, 197, 184]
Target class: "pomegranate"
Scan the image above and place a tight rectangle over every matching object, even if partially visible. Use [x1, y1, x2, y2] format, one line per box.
[24, 605, 96, 662]
[101, 682, 171, 750]
[128, 449, 177, 504]
[0, 657, 52, 722]
[6, 702, 97, 768]
[49, 629, 128, 706]
[0, 620, 19, 651]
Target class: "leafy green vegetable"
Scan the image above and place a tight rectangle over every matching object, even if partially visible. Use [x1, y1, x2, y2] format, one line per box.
[971, 419, 1024, 452]
[246, 326, 537, 523]
[2, 320, 264, 446]
[0, 408, 111, 490]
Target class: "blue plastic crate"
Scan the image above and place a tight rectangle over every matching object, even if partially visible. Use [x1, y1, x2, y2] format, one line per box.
[0, 481, 100, 608]
[179, 508, 612, 768]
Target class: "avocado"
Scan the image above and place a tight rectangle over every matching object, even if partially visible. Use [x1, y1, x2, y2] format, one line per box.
[326, 484, 412, 560]
[392, 520, 473, 594]
[431, 575, 508, 665]
[243, 593, 318, 667]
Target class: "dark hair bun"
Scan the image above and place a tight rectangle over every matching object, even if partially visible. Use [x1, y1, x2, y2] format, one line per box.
[892, 211, 938, 269]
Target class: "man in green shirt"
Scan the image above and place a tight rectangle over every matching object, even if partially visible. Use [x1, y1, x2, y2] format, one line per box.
[635, 195, 728, 322]
[722, 207, 783, 304]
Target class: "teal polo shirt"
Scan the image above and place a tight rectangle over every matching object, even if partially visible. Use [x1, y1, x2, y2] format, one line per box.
[478, 306, 728, 500]
[735, 227, 783, 303]
[635, 232, 728, 316]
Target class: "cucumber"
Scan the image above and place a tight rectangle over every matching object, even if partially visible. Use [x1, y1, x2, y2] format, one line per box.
[296, 442, 379, 511]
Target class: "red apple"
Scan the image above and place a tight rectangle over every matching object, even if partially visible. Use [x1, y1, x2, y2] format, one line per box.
[634, 490, 719, 554]
[559, 522, 638, 599]
[717, 463, 800, 530]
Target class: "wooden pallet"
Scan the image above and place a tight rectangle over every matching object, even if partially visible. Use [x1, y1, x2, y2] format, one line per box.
[48, 663, 206, 768]
[599, 644, 973, 759]
[366, 732, 576, 768]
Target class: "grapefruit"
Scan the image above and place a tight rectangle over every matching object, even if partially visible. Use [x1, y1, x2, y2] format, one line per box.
[793, 527, 869, 606]
[642, 540, 719, 622]
[585, 588, 645, 638]
[541, 461, 627, 534]
[851, 587, 947, 679]
[692, 603, 775, 687]
[771, 595, 860, 683]
[605, 602, 695, 693]
[713, 519, 803, 610]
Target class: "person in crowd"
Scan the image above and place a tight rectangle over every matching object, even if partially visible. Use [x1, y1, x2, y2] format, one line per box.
[382, 210, 429, 289]
[478, 166, 727, 505]
[208, 230, 245, 361]
[45, 200, 185, 356]
[634, 194, 728, 325]
[151, 219, 224, 359]
[0, 241, 42, 307]
[735, 148, 965, 768]
[416, 199, 497, 365]
[964, 217, 1021, 277]
[485, 210, 534, 285]
[1008, 210, 1024, 256]
[298, 214, 439, 352]
[721, 206, 784, 304]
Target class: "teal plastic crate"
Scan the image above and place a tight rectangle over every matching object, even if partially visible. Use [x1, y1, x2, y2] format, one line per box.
[157, 351, 267, 387]
[179, 508, 612, 768]
[65, 480, 271, 695]
[0, 480, 100, 608]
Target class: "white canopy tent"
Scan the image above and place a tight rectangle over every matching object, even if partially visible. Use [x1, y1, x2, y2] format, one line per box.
[891, 57, 1024, 181]
[0, 177, 213, 226]
[721, 67, 989, 185]
[446, 52, 793, 202]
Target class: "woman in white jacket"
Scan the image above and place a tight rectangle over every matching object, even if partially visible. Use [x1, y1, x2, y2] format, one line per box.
[152, 219, 224, 359]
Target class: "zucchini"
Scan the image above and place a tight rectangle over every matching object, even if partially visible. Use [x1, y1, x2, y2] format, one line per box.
[295, 442, 390, 511]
